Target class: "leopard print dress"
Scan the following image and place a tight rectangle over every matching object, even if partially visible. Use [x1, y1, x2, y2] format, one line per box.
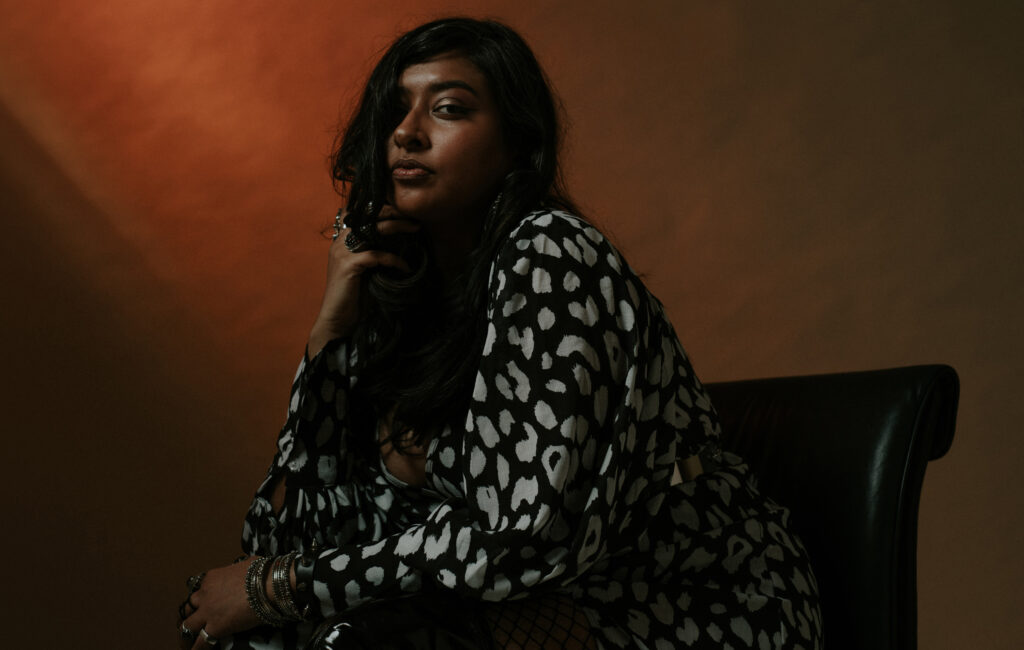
[226, 210, 823, 649]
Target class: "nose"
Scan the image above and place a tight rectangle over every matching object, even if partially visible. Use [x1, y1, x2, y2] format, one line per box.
[393, 108, 428, 151]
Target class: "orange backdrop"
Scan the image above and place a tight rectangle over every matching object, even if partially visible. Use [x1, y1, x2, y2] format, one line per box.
[1, 1, 1021, 647]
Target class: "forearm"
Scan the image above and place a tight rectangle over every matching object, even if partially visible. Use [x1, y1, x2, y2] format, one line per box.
[307, 316, 351, 360]
[273, 337, 356, 486]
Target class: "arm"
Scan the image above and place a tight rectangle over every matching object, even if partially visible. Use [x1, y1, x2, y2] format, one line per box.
[181, 214, 421, 644]
[240, 337, 391, 558]
[293, 211, 693, 616]
[243, 212, 425, 553]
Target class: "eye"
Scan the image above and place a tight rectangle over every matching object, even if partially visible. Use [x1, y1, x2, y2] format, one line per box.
[434, 103, 473, 118]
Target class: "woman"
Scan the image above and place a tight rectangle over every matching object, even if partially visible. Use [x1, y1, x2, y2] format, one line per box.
[179, 17, 823, 649]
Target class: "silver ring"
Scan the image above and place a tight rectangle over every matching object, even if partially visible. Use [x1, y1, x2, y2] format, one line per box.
[180, 623, 195, 641]
[200, 628, 220, 646]
[186, 572, 206, 592]
[344, 223, 379, 252]
[332, 209, 343, 240]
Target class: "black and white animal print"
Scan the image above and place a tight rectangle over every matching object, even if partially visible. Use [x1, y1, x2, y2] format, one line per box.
[228, 211, 823, 649]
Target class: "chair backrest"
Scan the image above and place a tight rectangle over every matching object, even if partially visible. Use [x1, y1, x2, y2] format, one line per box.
[706, 365, 959, 650]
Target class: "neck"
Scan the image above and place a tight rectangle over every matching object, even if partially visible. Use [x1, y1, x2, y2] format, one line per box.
[424, 220, 478, 282]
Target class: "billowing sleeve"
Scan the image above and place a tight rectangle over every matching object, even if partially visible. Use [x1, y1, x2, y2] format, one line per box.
[293, 211, 718, 617]
[242, 338, 396, 557]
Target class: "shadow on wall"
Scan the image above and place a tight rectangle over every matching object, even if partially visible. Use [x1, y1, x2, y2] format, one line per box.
[0, 101, 271, 647]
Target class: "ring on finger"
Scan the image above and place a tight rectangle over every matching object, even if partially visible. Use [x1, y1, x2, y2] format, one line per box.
[332, 208, 344, 240]
[343, 230, 365, 251]
[180, 623, 196, 642]
[186, 572, 206, 593]
[200, 628, 219, 646]
[344, 223, 379, 252]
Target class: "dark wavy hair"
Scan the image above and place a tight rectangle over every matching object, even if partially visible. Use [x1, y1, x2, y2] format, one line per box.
[332, 17, 577, 453]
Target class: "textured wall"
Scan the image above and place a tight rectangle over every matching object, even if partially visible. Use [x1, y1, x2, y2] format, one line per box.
[1, 1, 1021, 646]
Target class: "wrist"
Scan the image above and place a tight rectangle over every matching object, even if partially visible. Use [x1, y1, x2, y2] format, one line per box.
[308, 319, 351, 359]
[293, 543, 318, 616]
[245, 553, 307, 626]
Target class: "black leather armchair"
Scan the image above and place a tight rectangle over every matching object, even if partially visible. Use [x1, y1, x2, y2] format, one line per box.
[706, 364, 959, 650]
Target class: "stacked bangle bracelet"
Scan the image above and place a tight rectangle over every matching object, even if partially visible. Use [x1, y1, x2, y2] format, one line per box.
[244, 552, 306, 626]
[271, 553, 304, 620]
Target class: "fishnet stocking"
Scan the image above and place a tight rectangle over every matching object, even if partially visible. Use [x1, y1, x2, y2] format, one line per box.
[483, 593, 598, 650]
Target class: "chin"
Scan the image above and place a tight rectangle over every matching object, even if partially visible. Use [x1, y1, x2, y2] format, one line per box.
[392, 199, 432, 221]
[392, 191, 482, 226]
[391, 190, 431, 218]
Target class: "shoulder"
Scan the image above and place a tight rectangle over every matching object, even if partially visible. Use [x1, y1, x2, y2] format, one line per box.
[507, 209, 594, 240]
[486, 209, 646, 325]
[496, 209, 627, 275]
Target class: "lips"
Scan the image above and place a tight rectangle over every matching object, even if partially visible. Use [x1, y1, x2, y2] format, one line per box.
[391, 158, 433, 180]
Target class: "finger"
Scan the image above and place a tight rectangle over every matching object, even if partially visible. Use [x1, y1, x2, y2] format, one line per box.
[350, 250, 413, 273]
[192, 629, 220, 650]
[376, 203, 403, 220]
[177, 625, 192, 650]
[177, 592, 199, 648]
[178, 599, 197, 621]
[181, 589, 201, 619]
[374, 217, 421, 236]
[188, 622, 216, 650]
[200, 627, 224, 648]
[181, 611, 206, 647]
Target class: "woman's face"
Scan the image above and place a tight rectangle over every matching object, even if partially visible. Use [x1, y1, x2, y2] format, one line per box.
[387, 53, 512, 233]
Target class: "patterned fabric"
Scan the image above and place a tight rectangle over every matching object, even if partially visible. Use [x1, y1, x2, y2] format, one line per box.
[226, 210, 823, 649]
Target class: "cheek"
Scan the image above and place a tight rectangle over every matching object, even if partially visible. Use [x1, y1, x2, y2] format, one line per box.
[444, 121, 502, 160]
[460, 134, 510, 181]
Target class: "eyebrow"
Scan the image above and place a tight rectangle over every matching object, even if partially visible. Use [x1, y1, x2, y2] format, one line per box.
[426, 80, 479, 97]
